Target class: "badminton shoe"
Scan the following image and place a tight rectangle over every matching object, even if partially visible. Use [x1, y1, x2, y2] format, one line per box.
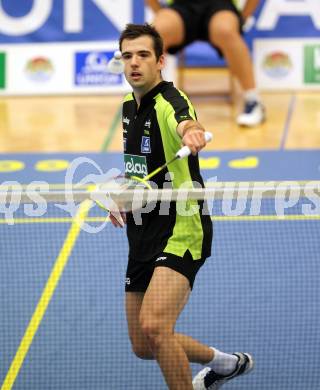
[237, 100, 265, 127]
[192, 352, 254, 390]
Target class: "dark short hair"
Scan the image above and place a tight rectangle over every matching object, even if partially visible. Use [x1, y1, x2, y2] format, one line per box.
[119, 23, 164, 60]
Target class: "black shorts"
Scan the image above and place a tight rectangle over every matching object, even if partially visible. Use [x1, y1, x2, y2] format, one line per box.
[125, 250, 206, 292]
[167, 0, 243, 56]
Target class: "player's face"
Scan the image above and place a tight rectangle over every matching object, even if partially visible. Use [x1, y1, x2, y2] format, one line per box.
[121, 35, 164, 95]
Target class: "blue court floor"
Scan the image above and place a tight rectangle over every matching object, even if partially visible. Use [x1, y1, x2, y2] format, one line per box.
[1, 150, 320, 390]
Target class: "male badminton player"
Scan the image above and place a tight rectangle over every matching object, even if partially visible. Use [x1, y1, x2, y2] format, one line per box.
[113, 23, 254, 389]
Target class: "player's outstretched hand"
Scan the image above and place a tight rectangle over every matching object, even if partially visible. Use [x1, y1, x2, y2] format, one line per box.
[182, 128, 207, 156]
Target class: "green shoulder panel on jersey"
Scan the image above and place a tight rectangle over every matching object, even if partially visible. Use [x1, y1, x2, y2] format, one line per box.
[154, 89, 196, 187]
[154, 90, 204, 260]
[233, 0, 239, 9]
[123, 93, 134, 103]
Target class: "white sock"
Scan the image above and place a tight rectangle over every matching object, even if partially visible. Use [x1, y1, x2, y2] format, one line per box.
[243, 88, 260, 103]
[207, 347, 238, 376]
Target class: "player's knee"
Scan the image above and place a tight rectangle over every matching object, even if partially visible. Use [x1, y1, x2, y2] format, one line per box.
[140, 316, 171, 352]
[211, 24, 239, 48]
[153, 9, 184, 49]
[131, 343, 153, 360]
[157, 29, 181, 51]
[140, 317, 159, 341]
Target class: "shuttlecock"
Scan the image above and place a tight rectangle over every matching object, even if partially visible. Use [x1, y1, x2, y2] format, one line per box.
[114, 50, 122, 60]
[107, 50, 124, 74]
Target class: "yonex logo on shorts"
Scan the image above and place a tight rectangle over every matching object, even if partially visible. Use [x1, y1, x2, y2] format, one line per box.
[125, 278, 130, 285]
[155, 256, 167, 262]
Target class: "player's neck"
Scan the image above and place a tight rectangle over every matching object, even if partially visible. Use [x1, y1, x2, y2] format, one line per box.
[134, 77, 163, 106]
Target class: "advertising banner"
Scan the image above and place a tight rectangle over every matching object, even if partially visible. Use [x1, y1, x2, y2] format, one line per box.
[0, 0, 143, 95]
[0, 41, 130, 95]
[0, 0, 144, 43]
[0, 0, 319, 93]
[254, 39, 320, 90]
[0, 52, 5, 89]
[250, 0, 320, 41]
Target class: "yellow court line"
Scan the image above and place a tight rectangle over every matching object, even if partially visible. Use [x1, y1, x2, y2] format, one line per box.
[1, 200, 92, 390]
[212, 215, 320, 221]
[0, 216, 109, 224]
[0, 180, 318, 190]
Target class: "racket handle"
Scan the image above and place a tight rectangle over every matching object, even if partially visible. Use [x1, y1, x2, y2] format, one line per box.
[176, 131, 213, 159]
[107, 50, 124, 74]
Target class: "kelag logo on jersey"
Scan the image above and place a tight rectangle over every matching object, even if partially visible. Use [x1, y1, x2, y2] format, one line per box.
[124, 154, 148, 178]
[141, 136, 151, 153]
[75, 51, 122, 86]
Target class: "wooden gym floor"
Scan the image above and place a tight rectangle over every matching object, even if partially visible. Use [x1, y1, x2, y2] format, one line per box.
[0, 68, 319, 153]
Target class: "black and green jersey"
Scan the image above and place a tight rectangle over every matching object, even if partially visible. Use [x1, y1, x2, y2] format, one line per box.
[122, 81, 212, 262]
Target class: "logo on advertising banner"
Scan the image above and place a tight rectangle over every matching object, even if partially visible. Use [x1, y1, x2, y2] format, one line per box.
[304, 45, 320, 84]
[262, 51, 292, 78]
[25, 57, 54, 82]
[0, 53, 6, 88]
[75, 51, 122, 86]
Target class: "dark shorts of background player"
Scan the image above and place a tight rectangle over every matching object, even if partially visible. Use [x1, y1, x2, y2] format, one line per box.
[125, 250, 206, 292]
[167, 0, 243, 56]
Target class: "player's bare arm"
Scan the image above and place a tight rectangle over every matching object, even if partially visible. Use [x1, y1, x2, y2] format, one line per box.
[145, 0, 162, 13]
[242, 0, 260, 21]
[177, 120, 207, 155]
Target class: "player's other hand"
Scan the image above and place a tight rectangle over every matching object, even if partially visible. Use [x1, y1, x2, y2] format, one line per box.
[109, 211, 126, 228]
